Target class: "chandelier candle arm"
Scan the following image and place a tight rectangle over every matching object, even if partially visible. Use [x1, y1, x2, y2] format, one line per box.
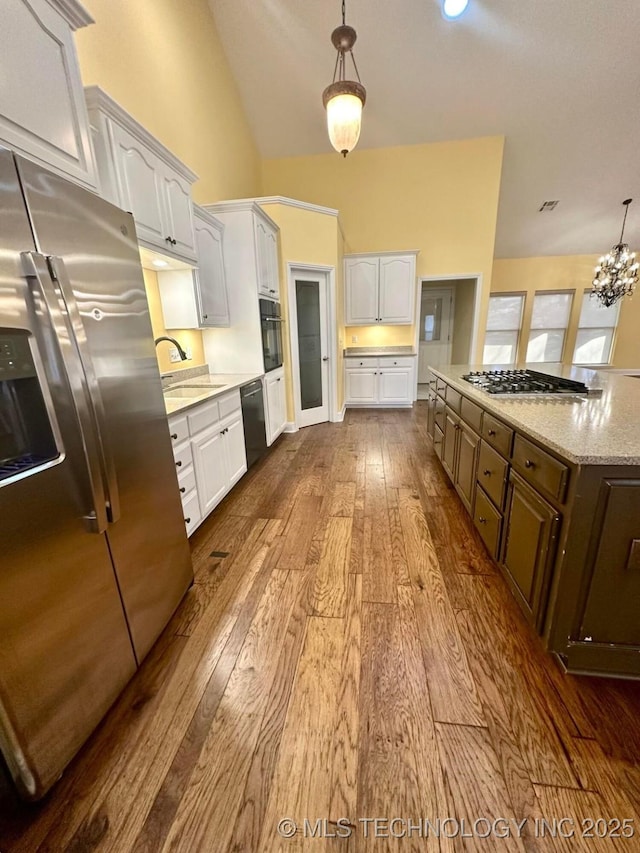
[591, 199, 639, 308]
[323, 0, 367, 157]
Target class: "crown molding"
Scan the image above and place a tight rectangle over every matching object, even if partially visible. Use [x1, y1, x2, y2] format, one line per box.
[203, 199, 280, 231]
[84, 86, 198, 183]
[344, 250, 420, 258]
[256, 196, 340, 218]
[47, 0, 94, 29]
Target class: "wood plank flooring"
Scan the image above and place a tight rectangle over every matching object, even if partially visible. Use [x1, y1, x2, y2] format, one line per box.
[3, 405, 640, 851]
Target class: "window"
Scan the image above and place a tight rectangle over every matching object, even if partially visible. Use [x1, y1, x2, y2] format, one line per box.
[573, 291, 620, 365]
[526, 291, 573, 363]
[420, 293, 443, 342]
[483, 293, 525, 364]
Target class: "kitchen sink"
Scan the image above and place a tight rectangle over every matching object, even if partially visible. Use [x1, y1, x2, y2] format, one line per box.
[163, 383, 226, 398]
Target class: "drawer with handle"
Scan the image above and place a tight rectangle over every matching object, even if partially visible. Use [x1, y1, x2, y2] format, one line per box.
[512, 435, 569, 503]
[474, 485, 503, 560]
[378, 356, 415, 368]
[345, 357, 378, 369]
[172, 440, 193, 472]
[477, 440, 508, 510]
[435, 377, 447, 397]
[182, 489, 201, 536]
[434, 397, 446, 431]
[482, 413, 514, 458]
[168, 414, 189, 446]
[460, 396, 483, 433]
[434, 424, 444, 460]
[445, 385, 462, 414]
[178, 466, 197, 502]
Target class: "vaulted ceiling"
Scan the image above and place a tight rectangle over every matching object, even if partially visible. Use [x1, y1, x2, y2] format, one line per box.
[209, 0, 640, 259]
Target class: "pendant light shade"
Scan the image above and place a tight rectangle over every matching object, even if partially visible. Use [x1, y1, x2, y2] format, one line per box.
[591, 199, 639, 308]
[323, 3, 366, 157]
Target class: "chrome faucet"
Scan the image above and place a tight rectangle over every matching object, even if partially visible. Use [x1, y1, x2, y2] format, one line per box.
[154, 336, 188, 361]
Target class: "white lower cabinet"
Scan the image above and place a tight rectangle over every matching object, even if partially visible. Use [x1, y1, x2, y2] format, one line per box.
[264, 368, 286, 445]
[345, 357, 415, 407]
[168, 389, 248, 534]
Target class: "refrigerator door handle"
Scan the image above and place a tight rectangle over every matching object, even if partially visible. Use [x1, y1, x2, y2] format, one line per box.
[47, 256, 121, 524]
[21, 252, 110, 534]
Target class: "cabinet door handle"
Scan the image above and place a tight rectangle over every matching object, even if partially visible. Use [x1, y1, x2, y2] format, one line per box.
[524, 459, 536, 469]
[176, 460, 182, 467]
[185, 517, 191, 524]
[269, 289, 276, 294]
[165, 236, 172, 243]
[171, 433, 178, 439]
[277, 377, 281, 382]
[172, 238, 177, 246]
[202, 314, 208, 320]
[478, 516, 487, 524]
[483, 468, 491, 476]
[180, 487, 186, 493]
[322, 356, 329, 362]
[488, 429, 496, 436]
[360, 362, 364, 365]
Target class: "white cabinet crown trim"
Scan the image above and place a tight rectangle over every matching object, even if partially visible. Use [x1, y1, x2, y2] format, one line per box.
[344, 250, 420, 258]
[204, 199, 280, 232]
[47, 0, 93, 29]
[254, 196, 339, 218]
[84, 86, 198, 183]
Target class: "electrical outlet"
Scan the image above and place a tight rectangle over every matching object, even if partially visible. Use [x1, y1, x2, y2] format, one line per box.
[169, 347, 181, 363]
[185, 347, 192, 360]
[351, 335, 358, 343]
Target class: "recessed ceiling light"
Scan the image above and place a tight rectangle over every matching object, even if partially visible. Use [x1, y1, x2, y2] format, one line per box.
[152, 259, 169, 268]
[442, 0, 469, 20]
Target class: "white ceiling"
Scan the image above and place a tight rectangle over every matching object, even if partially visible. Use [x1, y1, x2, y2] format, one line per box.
[209, 0, 640, 258]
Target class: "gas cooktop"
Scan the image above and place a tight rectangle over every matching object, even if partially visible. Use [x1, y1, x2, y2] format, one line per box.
[461, 369, 601, 397]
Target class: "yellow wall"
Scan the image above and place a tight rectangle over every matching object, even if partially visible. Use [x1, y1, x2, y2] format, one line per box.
[492, 255, 640, 367]
[76, 0, 261, 204]
[143, 269, 205, 374]
[262, 136, 505, 362]
[259, 203, 342, 415]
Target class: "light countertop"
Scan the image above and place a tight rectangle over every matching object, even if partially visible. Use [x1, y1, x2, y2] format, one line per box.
[344, 346, 417, 357]
[430, 364, 640, 466]
[163, 371, 264, 416]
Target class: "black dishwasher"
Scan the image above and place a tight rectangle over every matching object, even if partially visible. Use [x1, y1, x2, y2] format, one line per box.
[240, 380, 268, 468]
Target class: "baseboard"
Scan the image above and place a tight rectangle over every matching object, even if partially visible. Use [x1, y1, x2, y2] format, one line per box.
[283, 422, 298, 433]
[331, 404, 346, 423]
[345, 402, 414, 409]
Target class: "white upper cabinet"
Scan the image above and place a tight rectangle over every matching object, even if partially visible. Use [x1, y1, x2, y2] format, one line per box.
[205, 200, 281, 304]
[85, 87, 197, 263]
[345, 257, 379, 324]
[0, 0, 97, 190]
[344, 252, 417, 325]
[194, 207, 229, 327]
[158, 206, 229, 330]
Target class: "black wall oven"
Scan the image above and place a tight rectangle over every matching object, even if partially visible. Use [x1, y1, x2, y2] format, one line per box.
[259, 298, 283, 372]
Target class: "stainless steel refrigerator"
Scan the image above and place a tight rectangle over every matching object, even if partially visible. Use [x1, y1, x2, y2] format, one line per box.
[0, 147, 193, 800]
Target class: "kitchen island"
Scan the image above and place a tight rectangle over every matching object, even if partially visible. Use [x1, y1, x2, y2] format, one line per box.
[426, 364, 640, 679]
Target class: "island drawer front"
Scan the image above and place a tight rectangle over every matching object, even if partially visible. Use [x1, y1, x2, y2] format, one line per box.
[435, 377, 447, 396]
[460, 396, 483, 433]
[478, 440, 508, 509]
[434, 424, 444, 459]
[168, 414, 189, 446]
[482, 413, 514, 457]
[434, 398, 446, 431]
[346, 357, 378, 369]
[512, 435, 569, 502]
[445, 386, 462, 413]
[474, 486, 502, 559]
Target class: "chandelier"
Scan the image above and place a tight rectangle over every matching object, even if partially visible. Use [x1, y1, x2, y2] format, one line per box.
[322, 0, 366, 157]
[592, 199, 639, 307]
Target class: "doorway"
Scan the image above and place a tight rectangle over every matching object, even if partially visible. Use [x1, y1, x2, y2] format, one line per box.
[288, 265, 336, 428]
[416, 277, 481, 399]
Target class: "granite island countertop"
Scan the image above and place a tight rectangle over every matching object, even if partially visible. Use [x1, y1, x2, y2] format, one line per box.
[161, 368, 264, 416]
[430, 364, 640, 465]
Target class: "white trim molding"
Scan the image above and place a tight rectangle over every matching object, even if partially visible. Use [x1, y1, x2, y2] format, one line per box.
[49, 0, 94, 29]
[283, 422, 299, 433]
[344, 250, 420, 258]
[287, 262, 338, 429]
[332, 404, 347, 423]
[256, 196, 340, 218]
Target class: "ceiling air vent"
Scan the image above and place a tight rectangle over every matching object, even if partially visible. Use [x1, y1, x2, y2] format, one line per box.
[539, 200, 559, 212]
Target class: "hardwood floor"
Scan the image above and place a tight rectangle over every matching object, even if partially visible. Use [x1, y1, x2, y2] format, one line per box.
[3, 404, 640, 851]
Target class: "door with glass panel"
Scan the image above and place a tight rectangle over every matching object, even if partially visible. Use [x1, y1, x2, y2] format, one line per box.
[418, 287, 454, 383]
[293, 274, 330, 427]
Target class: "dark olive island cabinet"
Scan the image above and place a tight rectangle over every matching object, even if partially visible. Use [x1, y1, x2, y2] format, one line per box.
[426, 366, 640, 679]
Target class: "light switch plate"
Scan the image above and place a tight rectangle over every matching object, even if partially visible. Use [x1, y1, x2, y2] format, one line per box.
[169, 347, 181, 363]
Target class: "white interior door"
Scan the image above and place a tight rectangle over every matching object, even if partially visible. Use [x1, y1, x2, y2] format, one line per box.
[293, 273, 330, 427]
[418, 286, 454, 382]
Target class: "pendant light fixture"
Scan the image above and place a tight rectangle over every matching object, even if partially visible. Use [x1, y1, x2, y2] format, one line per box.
[322, 0, 366, 157]
[591, 199, 639, 307]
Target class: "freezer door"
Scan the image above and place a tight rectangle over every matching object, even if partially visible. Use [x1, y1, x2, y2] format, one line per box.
[0, 149, 137, 800]
[16, 155, 193, 663]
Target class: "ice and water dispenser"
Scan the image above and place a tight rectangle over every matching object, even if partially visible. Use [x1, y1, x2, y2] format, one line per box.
[0, 330, 58, 482]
